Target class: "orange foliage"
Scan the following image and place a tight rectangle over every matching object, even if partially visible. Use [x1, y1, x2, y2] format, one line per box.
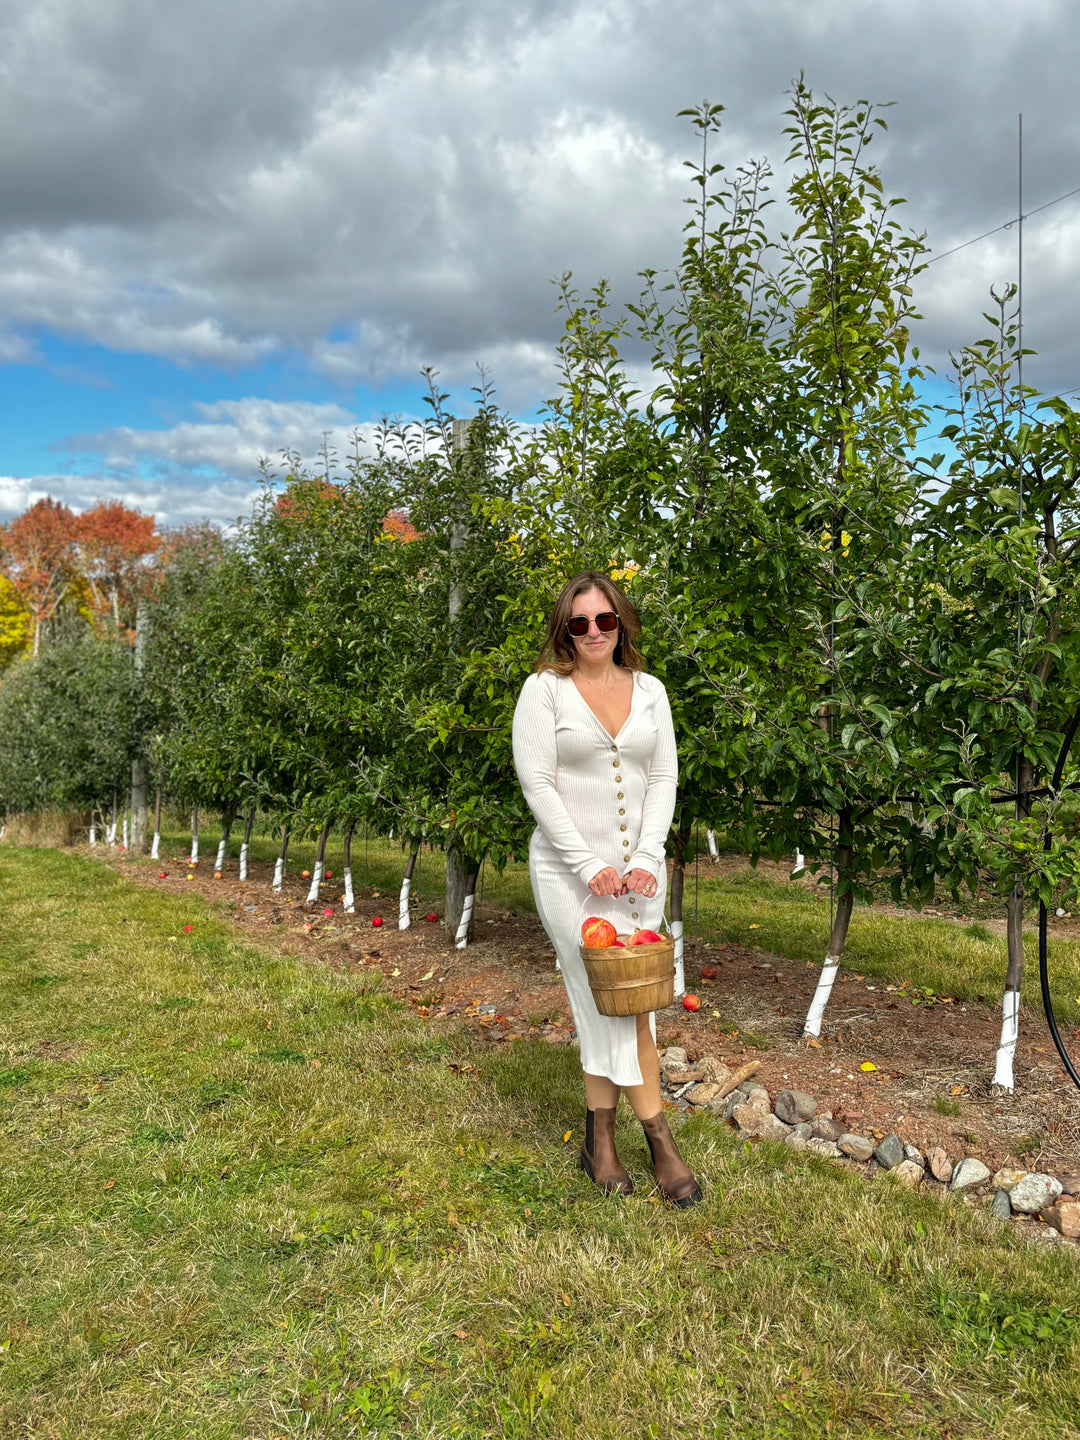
[75, 500, 161, 630]
[0, 497, 79, 651]
[382, 509, 422, 542]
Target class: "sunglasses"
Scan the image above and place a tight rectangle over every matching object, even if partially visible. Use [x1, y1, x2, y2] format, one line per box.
[566, 611, 619, 638]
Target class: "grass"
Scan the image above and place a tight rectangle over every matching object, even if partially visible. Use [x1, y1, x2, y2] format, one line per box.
[2, 847, 1080, 1437]
[128, 819, 1080, 1024]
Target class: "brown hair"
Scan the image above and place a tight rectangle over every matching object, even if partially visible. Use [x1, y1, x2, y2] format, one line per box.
[535, 571, 644, 675]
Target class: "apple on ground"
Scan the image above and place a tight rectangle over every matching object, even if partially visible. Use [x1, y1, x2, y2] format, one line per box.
[158, 871, 167, 879]
[581, 916, 618, 948]
[701, 965, 718, 980]
[213, 870, 222, 879]
[300, 869, 311, 880]
[425, 912, 438, 923]
[683, 993, 701, 1012]
[325, 870, 333, 878]
[372, 916, 383, 928]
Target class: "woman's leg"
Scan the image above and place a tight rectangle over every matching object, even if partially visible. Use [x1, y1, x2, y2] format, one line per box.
[583, 1073, 620, 1110]
[614, 1014, 662, 1119]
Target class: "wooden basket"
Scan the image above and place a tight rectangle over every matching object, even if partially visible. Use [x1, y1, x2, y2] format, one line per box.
[578, 898, 675, 1017]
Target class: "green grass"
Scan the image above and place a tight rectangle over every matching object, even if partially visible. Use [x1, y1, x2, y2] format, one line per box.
[135, 820, 1080, 1024]
[2, 847, 1080, 1437]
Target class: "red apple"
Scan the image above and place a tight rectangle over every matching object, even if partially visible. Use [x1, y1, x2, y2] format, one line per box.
[581, 916, 618, 948]
[426, 912, 438, 923]
[682, 993, 701, 1012]
[325, 870, 333, 878]
[213, 870, 222, 879]
[301, 869, 311, 880]
[629, 928, 663, 945]
[701, 965, 718, 980]
[372, 916, 383, 928]
[158, 871, 167, 879]
[612, 939, 626, 947]
[182, 924, 193, 933]
[323, 907, 334, 917]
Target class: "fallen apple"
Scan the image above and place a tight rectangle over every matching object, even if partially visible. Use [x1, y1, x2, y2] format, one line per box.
[213, 870, 223, 879]
[581, 916, 618, 948]
[158, 871, 167, 879]
[701, 965, 718, 980]
[628, 928, 663, 945]
[682, 993, 701, 1012]
[300, 869, 311, 880]
[425, 912, 438, 923]
[325, 869, 333, 878]
[182, 924, 193, 933]
[323, 907, 334, 917]
[372, 916, 383, 928]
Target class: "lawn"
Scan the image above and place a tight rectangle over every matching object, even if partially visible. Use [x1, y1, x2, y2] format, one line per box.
[4, 844, 1079, 1437]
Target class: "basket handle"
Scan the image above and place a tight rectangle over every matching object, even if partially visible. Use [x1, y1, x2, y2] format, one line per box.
[578, 891, 668, 940]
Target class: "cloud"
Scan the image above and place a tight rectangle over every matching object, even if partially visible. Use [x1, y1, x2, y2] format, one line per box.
[0, 0, 1077, 398]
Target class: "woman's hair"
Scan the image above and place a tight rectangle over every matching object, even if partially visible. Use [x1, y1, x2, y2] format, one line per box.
[535, 571, 644, 675]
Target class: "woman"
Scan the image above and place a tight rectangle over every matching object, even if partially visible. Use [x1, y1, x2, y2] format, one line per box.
[512, 571, 701, 1207]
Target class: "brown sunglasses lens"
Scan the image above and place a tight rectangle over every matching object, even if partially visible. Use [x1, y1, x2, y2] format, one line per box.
[567, 611, 619, 637]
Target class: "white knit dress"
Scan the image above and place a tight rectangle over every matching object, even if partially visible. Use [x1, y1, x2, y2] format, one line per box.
[511, 667, 678, 1087]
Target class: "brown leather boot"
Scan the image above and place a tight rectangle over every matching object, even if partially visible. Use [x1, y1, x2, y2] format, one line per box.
[579, 1107, 634, 1195]
[640, 1111, 702, 1207]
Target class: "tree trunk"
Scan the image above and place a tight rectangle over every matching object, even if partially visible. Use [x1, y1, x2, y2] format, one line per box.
[189, 806, 199, 866]
[445, 848, 480, 947]
[993, 754, 1034, 1090]
[803, 808, 854, 1037]
[670, 827, 691, 997]
[238, 807, 255, 882]
[214, 809, 234, 876]
[342, 820, 356, 912]
[398, 837, 420, 930]
[150, 786, 162, 860]
[306, 819, 331, 903]
[272, 824, 291, 891]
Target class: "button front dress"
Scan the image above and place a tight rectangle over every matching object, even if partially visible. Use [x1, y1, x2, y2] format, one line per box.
[511, 667, 678, 1087]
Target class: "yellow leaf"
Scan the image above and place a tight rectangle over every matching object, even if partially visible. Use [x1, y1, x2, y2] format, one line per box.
[446, 1210, 458, 1225]
[807, 1037, 822, 1049]
[748, 923, 759, 930]
[420, 970, 434, 981]
[860, 1061, 877, 1072]
[562, 1131, 572, 1143]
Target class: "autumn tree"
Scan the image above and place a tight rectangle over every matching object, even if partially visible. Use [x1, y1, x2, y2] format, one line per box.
[0, 498, 78, 654]
[75, 500, 160, 635]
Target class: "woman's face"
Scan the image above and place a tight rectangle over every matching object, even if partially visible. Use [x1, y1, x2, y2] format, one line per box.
[569, 586, 620, 665]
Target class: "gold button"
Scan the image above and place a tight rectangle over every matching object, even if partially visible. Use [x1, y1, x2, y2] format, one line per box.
[632, 912, 638, 919]
[610, 744, 617, 752]
[628, 895, 636, 902]
[617, 792, 624, 799]
[620, 824, 627, 831]
[612, 759, 619, 767]
[615, 775, 621, 783]
[619, 808, 625, 816]
[622, 839, 629, 847]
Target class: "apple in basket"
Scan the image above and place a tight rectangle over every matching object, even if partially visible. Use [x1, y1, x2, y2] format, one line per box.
[581, 916, 618, 948]
[628, 928, 663, 945]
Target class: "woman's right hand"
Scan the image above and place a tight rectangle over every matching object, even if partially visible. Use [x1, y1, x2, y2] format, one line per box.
[587, 865, 623, 897]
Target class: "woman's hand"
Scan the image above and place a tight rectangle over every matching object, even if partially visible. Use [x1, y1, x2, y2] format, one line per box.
[621, 867, 658, 899]
[587, 865, 624, 897]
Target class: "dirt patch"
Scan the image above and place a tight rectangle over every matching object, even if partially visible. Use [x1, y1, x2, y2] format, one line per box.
[108, 849, 1080, 1175]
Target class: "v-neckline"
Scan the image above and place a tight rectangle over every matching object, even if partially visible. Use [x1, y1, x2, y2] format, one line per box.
[569, 669, 637, 742]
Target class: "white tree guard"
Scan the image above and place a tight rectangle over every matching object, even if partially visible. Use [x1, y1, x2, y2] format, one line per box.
[106, 821, 116, 845]
[305, 861, 323, 904]
[150, 832, 160, 860]
[398, 876, 412, 930]
[992, 989, 1020, 1091]
[89, 824, 96, 846]
[215, 837, 227, 873]
[671, 918, 686, 997]
[706, 830, 719, 861]
[342, 865, 355, 913]
[803, 954, 841, 1037]
[454, 892, 475, 949]
[794, 847, 805, 873]
[272, 856, 285, 891]
[122, 817, 129, 849]
[238, 841, 248, 881]
[189, 835, 199, 866]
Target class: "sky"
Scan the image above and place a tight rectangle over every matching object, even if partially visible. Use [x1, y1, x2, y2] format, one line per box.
[2, 0, 1079, 527]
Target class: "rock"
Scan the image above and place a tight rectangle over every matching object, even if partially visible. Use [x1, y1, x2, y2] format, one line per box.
[699, 1056, 733, 1087]
[874, 1134, 906, 1170]
[743, 1086, 771, 1109]
[784, 1132, 808, 1150]
[805, 1137, 842, 1159]
[775, 1089, 818, 1125]
[990, 1189, 1013, 1221]
[950, 1158, 991, 1191]
[661, 1047, 687, 1066]
[791, 1122, 813, 1141]
[991, 1167, 1027, 1192]
[1043, 1201, 1080, 1239]
[904, 1144, 924, 1166]
[928, 1147, 952, 1183]
[811, 1117, 846, 1143]
[685, 1082, 722, 1107]
[723, 1091, 744, 1121]
[1052, 1173, 1080, 1195]
[1009, 1173, 1062, 1214]
[838, 1134, 876, 1162]
[734, 1106, 791, 1143]
[892, 1159, 924, 1189]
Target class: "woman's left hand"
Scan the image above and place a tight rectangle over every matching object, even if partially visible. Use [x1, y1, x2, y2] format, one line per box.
[621, 867, 658, 899]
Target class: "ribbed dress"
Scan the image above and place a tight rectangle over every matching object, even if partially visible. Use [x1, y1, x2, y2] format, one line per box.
[511, 667, 678, 1087]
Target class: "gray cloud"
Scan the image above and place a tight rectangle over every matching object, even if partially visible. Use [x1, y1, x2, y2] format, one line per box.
[0, 0, 1077, 403]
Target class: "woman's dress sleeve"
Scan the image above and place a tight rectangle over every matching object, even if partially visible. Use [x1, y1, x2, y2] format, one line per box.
[512, 673, 607, 886]
[626, 679, 678, 881]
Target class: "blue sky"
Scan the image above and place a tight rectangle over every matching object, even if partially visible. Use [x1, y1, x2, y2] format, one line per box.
[2, 0, 1078, 526]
